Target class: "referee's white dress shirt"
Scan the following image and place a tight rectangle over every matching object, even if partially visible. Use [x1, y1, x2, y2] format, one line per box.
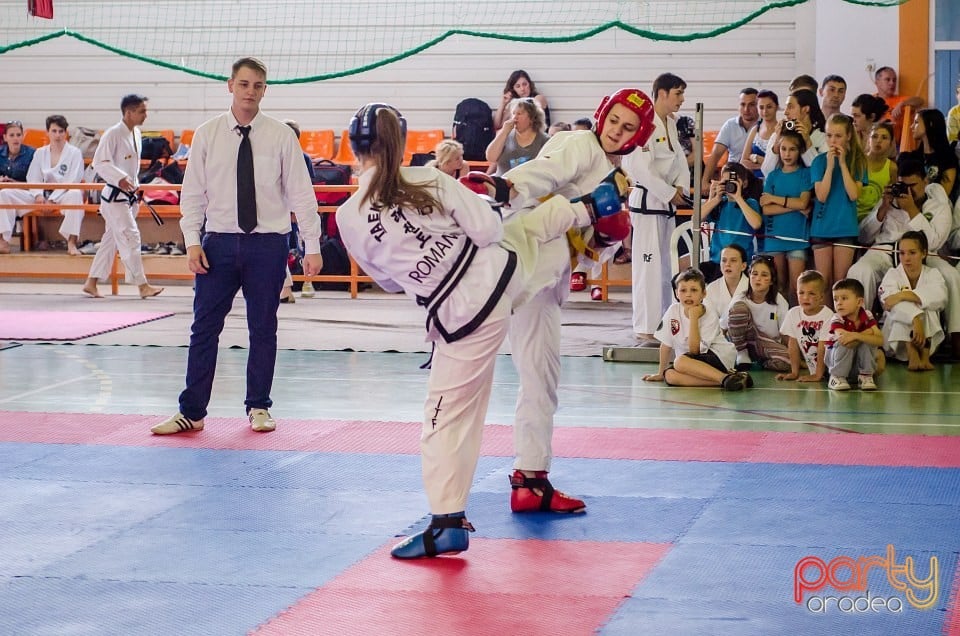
[179, 110, 323, 253]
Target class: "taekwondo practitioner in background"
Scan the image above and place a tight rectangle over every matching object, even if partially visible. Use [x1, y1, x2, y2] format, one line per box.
[82, 94, 164, 299]
[622, 73, 691, 346]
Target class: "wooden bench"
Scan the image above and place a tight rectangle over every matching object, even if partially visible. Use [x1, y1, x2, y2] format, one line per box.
[0, 182, 377, 298]
[0, 181, 700, 302]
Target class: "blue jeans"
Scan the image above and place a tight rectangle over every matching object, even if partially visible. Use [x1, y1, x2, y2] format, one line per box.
[178, 232, 289, 420]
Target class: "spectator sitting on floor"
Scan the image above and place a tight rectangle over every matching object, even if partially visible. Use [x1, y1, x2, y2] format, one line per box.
[849, 157, 960, 358]
[705, 243, 748, 320]
[722, 254, 791, 372]
[879, 230, 947, 370]
[643, 268, 749, 391]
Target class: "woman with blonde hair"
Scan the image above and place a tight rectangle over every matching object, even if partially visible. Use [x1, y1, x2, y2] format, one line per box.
[426, 139, 467, 178]
[486, 97, 548, 176]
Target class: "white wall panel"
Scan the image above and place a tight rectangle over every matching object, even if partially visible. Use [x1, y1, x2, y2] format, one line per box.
[0, 2, 897, 140]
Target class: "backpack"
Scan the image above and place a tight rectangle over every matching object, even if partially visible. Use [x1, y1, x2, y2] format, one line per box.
[453, 98, 494, 161]
[140, 134, 173, 161]
[312, 159, 352, 206]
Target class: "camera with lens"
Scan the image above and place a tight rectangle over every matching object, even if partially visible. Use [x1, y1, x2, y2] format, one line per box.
[783, 119, 797, 132]
[724, 177, 739, 194]
[889, 181, 909, 198]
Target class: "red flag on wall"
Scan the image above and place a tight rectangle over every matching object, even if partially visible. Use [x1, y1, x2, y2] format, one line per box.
[28, 0, 54, 19]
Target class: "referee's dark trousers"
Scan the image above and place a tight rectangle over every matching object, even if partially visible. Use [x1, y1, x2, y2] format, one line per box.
[178, 231, 289, 420]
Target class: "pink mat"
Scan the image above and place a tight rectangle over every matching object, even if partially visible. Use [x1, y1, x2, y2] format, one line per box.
[0, 310, 173, 341]
[5, 411, 960, 468]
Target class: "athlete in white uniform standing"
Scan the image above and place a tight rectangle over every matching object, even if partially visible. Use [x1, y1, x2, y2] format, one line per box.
[337, 103, 636, 559]
[82, 94, 163, 299]
[461, 89, 656, 517]
[622, 73, 690, 345]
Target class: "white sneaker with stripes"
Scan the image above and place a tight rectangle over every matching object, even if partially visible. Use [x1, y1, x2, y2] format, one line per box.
[151, 412, 204, 435]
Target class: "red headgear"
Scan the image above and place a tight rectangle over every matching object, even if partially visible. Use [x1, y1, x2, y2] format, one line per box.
[593, 89, 656, 155]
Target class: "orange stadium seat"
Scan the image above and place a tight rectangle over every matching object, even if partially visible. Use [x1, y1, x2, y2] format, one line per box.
[141, 129, 175, 150]
[300, 129, 336, 160]
[179, 129, 194, 146]
[403, 129, 445, 164]
[333, 131, 357, 166]
[702, 130, 719, 157]
[22, 128, 47, 148]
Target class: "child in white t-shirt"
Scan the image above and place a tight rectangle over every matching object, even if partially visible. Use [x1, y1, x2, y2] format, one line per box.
[644, 268, 750, 390]
[722, 254, 791, 371]
[706, 243, 749, 320]
[777, 270, 833, 382]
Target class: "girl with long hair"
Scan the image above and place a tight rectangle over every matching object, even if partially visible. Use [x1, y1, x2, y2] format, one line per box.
[723, 255, 791, 372]
[759, 129, 813, 303]
[811, 113, 867, 293]
[902, 108, 959, 202]
[856, 121, 897, 221]
[494, 69, 550, 129]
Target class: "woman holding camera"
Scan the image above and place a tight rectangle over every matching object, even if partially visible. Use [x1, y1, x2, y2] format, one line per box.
[760, 89, 827, 177]
[701, 161, 762, 277]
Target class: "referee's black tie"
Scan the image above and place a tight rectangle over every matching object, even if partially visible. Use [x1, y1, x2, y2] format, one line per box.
[237, 125, 257, 233]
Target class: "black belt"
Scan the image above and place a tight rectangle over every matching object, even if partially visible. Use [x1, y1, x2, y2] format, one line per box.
[629, 184, 676, 217]
[629, 206, 675, 217]
[417, 241, 517, 344]
[102, 185, 137, 204]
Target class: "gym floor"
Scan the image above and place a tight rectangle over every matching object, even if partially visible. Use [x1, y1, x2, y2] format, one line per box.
[1, 284, 958, 635]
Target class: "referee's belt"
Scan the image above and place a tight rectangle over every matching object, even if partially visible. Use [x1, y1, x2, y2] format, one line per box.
[629, 206, 674, 217]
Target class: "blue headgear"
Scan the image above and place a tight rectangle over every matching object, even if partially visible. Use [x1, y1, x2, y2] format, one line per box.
[348, 103, 407, 156]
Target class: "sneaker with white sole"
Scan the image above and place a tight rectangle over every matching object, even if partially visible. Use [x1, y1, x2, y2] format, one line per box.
[858, 374, 877, 391]
[151, 412, 204, 435]
[828, 375, 851, 391]
[248, 408, 276, 432]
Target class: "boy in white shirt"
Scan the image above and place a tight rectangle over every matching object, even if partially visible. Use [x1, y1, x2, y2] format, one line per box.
[643, 268, 750, 390]
[777, 270, 833, 382]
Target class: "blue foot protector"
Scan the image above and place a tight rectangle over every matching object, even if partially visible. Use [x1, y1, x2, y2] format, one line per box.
[390, 512, 475, 559]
